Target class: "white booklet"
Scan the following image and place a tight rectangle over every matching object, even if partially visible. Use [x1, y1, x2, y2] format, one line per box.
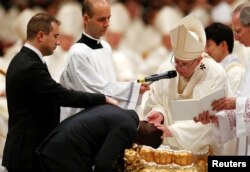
[170, 88, 226, 121]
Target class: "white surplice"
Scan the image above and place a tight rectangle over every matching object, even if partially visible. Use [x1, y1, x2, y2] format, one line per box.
[220, 53, 245, 95]
[216, 57, 250, 155]
[60, 33, 141, 121]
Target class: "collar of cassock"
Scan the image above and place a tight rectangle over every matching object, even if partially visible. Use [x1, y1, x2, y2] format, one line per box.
[77, 32, 103, 49]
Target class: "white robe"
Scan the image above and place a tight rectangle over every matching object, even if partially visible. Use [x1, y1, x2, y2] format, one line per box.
[60, 34, 141, 121]
[142, 55, 232, 154]
[215, 58, 250, 155]
[220, 53, 245, 95]
[214, 53, 245, 155]
[45, 47, 69, 83]
[111, 48, 142, 81]
[0, 59, 8, 172]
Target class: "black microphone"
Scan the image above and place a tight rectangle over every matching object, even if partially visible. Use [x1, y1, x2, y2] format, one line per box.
[137, 70, 177, 83]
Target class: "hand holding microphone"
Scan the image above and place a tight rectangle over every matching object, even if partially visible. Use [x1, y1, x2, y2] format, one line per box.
[139, 83, 150, 94]
[137, 70, 177, 83]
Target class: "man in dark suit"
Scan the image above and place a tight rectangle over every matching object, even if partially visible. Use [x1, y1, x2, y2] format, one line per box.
[2, 13, 118, 172]
[37, 104, 163, 172]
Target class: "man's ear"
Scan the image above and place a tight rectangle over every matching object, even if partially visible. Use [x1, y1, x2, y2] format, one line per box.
[37, 31, 45, 42]
[83, 14, 88, 23]
[220, 40, 228, 50]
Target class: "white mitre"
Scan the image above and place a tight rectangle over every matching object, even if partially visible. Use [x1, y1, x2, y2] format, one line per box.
[169, 15, 206, 61]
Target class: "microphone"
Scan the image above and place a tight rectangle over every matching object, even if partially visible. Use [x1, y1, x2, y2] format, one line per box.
[137, 70, 177, 83]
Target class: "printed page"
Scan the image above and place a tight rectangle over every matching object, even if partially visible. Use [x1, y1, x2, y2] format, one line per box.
[201, 88, 226, 115]
[170, 99, 201, 121]
[170, 88, 226, 121]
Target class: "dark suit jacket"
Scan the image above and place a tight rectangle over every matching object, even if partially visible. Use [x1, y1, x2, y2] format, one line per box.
[37, 104, 139, 172]
[2, 46, 106, 170]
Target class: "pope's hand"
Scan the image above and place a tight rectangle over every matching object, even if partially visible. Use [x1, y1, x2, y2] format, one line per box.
[147, 111, 164, 124]
[153, 123, 172, 138]
[139, 83, 150, 94]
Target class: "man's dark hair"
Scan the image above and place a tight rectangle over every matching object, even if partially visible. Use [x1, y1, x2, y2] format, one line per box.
[27, 13, 60, 40]
[134, 121, 163, 148]
[205, 22, 234, 53]
[82, 0, 94, 17]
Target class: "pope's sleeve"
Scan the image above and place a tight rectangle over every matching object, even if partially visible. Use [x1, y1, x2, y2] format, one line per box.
[141, 61, 175, 124]
[162, 121, 217, 153]
[142, 80, 170, 123]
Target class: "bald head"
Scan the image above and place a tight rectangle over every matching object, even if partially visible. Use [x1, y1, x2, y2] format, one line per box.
[82, 0, 109, 17]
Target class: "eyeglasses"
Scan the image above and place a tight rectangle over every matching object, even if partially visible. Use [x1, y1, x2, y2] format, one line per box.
[170, 54, 197, 70]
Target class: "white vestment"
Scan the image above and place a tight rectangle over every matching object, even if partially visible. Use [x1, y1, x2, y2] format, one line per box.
[142, 55, 232, 154]
[215, 59, 250, 155]
[45, 47, 69, 82]
[60, 33, 141, 121]
[0, 58, 7, 172]
[111, 48, 142, 81]
[220, 53, 245, 95]
[214, 53, 245, 155]
[111, 50, 135, 81]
